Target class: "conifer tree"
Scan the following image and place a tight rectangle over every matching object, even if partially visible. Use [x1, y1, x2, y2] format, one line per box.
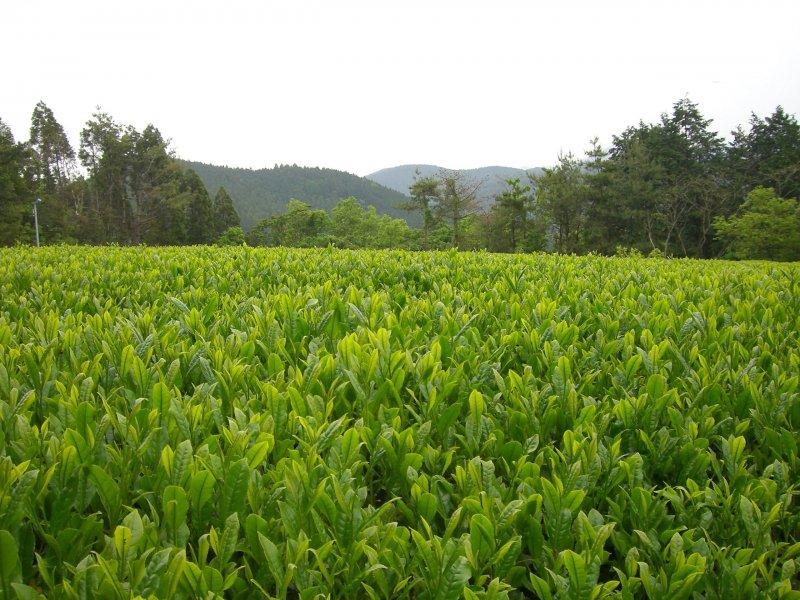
[212, 187, 241, 238]
[182, 169, 214, 244]
[30, 101, 76, 194]
[0, 119, 33, 245]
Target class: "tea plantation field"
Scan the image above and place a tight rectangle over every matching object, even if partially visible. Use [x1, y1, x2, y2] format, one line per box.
[0, 246, 799, 599]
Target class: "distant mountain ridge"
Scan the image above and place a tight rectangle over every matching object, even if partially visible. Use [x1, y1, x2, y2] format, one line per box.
[181, 160, 413, 230]
[367, 164, 544, 207]
[180, 160, 545, 230]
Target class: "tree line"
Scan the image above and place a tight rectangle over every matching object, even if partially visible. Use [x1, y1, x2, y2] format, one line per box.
[2, 98, 799, 259]
[399, 98, 800, 260]
[1, 103, 241, 247]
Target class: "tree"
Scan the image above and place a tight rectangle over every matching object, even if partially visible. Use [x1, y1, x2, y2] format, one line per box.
[137, 160, 190, 245]
[598, 137, 667, 253]
[493, 178, 532, 252]
[660, 98, 725, 256]
[29, 101, 76, 195]
[79, 111, 132, 242]
[331, 196, 416, 249]
[0, 119, 33, 245]
[216, 226, 246, 246]
[583, 138, 622, 254]
[372, 212, 417, 249]
[533, 153, 589, 253]
[714, 187, 800, 261]
[212, 187, 241, 238]
[481, 206, 511, 252]
[727, 106, 800, 204]
[23, 103, 80, 243]
[436, 170, 481, 248]
[181, 169, 214, 244]
[598, 98, 726, 257]
[644, 98, 725, 256]
[126, 125, 180, 244]
[79, 116, 202, 245]
[252, 200, 331, 247]
[330, 197, 372, 247]
[401, 172, 440, 249]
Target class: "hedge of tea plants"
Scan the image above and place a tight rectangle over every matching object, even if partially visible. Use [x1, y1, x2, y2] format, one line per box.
[0, 246, 798, 599]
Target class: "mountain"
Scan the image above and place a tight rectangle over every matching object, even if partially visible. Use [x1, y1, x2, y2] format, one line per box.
[180, 160, 546, 230]
[366, 164, 544, 207]
[181, 160, 413, 230]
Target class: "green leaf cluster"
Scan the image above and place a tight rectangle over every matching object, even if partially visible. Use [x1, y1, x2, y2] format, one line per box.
[0, 246, 798, 598]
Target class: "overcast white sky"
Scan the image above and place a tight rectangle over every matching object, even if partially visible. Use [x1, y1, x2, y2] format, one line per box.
[3, 0, 799, 176]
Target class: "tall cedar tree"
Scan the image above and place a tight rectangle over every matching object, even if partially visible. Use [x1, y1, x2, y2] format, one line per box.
[212, 187, 241, 239]
[29, 102, 81, 243]
[127, 125, 184, 244]
[30, 102, 76, 194]
[79, 112, 132, 242]
[0, 119, 33, 245]
[182, 169, 214, 244]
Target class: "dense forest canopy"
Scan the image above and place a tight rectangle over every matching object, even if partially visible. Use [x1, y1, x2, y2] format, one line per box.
[181, 160, 413, 230]
[1, 98, 799, 259]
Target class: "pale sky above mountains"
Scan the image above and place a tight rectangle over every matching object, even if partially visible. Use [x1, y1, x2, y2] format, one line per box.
[3, 0, 799, 175]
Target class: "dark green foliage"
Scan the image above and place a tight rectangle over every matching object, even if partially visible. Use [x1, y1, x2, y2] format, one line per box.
[493, 179, 532, 251]
[495, 179, 538, 252]
[484, 178, 546, 253]
[182, 160, 414, 230]
[130, 131, 186, 245]
[586, 137, 665, 254]
[0, 120, 32, 245]
[212, 187, 240, 238]
[524, 99, 800, 260]
[591, 98, 727, 257]
[181, 170, 214, 244]
[29, 101, 76, 195]
[533, 153, 589, 253]
[79, 111, 133, 242]
[28, 100, 81, 244]
[728, 106, 800, 202]
[74, 112, 219, 245]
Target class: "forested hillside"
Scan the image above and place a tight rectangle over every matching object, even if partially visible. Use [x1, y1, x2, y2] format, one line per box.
[182, 160, 413, 229]
[367, 164, 544, 207]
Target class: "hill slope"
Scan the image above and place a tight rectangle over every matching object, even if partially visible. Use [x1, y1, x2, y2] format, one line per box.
[181, 160, 413, 230]
[367, 164, 544, 207]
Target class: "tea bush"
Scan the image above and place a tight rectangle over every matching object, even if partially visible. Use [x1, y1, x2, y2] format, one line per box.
[0, 246, 798, 599]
